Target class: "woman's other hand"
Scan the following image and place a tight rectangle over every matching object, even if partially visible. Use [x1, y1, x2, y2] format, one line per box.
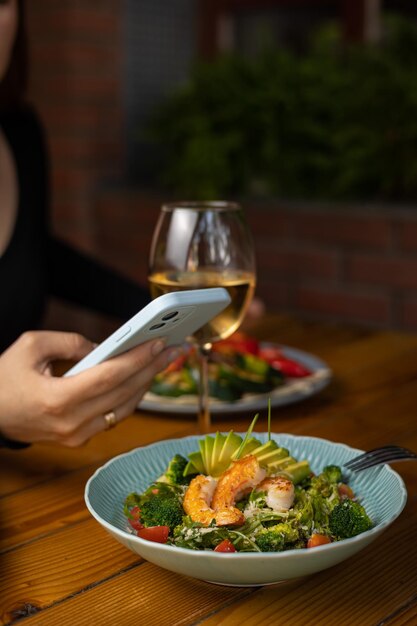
[0, 330, 177, 446]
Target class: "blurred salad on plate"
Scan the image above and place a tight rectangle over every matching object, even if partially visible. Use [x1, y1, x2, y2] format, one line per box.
[141, 333, 331, 413]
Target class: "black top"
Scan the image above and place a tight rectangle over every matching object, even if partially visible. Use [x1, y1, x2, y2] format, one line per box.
[0, 105, 150, 355]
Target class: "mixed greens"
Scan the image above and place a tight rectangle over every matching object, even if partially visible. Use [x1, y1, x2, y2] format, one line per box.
[149, 332, 311, 403]
[124, 415, 373, 553]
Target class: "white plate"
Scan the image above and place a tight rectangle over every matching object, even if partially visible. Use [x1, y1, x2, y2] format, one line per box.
[139, 344, 331, 414]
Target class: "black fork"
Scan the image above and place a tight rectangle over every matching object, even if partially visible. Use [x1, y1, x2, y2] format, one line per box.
[344, 445, 417, 472]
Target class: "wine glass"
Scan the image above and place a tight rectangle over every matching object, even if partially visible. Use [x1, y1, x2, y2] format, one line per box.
[148, 201, 256, 433]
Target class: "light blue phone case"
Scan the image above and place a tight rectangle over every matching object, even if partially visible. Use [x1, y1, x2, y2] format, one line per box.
[64, 288, 231, 376]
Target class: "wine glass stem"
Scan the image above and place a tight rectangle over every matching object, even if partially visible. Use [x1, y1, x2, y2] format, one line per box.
[197, 344, 212, 433]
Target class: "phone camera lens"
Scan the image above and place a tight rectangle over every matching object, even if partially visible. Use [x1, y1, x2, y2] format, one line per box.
[162, 311, 178, 321]
[149, 322, 166, 331]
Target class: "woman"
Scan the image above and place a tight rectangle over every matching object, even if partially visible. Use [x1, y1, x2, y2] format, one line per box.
[0, 0, 178, 448]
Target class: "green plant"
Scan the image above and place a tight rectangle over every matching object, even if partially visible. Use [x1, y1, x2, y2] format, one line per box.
[149, 16, 417, 201]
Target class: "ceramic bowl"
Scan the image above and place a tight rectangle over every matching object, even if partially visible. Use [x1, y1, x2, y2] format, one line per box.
[85, 433, 407, 587]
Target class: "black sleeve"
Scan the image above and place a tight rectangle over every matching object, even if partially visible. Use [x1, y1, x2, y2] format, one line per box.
[24, 104, 150, 321]
[47, 236, 151, 319]
[0, 433, 30, 449]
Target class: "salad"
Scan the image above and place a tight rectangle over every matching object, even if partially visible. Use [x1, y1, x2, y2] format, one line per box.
[150, 332, 312, 403]
[124, 415, 373, 552]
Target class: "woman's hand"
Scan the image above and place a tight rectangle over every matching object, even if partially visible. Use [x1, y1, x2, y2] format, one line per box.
[0, 331, 177, 447]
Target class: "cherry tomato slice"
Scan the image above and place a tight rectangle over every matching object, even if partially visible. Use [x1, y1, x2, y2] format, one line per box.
[214, 539, 237, 553]
[259, 347, 311, 377]
[164, 353, 188, 374]
[129, 518, 144, 531]
[307, 534, 332, 548]
[214, 332, 259, 356]
[338, 483, 355, 499]
[270, 357, 311, 378]
[137, 526, 170, 544]
[128, 506, 143, 531]
[258, 346, 283, 362]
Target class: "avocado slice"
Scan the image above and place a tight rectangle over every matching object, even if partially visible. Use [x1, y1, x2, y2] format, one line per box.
[256, 448, 291, 467]
[210, 431, 242, 477]
[280, 460, 311, 484]
[250, 440, 278, 460]
[201, 435, 216, 476]
[185, 450, 205, 475]
[268, 456, 296, 473]
[231, 436, 261, 461]
[211, 432, 226, 471]
[185, 431, 244, 477]
[198, 439, 207, 472]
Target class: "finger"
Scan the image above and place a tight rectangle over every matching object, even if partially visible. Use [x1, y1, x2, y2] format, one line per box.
[58, 411, 116, 447]
[49, 344, 180, 433]
[60, 339, 172, 403]
[78, 345, 181, 416]
[19, 331, 95, 367]
[61, 387, 145, 447]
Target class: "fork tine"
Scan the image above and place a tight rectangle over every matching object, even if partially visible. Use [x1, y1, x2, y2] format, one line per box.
[348, 456, 416, 472]
[345, 448, 415, 468]
[344, 445, 417, 472]
[346, 445, 413, 459]
[345, 450, 417, 469]
[348, 453, 416, 471]
[345, 446, 416, 463]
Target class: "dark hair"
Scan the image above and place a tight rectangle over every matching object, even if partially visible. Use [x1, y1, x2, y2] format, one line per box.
[0, 0, 28, 110]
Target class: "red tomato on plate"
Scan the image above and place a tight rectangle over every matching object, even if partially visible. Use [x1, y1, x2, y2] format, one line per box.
[164, 353, 188, 374]
[259, 346, 311, 378]
[128, 506, 143, 531]
[214, 539, 237, 553]
[338, 483, 355, 499]
[213, 332, 259, 356]
[258, 346, 283, 362]
[307, 534, 332, 548]
[137, 526, 170, 543]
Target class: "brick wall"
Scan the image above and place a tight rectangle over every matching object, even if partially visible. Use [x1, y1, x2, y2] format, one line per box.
[247, 202, 417, 331]
[26, 1, 126, 339]
[94, 192, 417, 333]
[26, 0, 124, 250]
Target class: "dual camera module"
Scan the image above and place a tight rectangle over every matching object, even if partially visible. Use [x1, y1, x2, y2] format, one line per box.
[149, 310, 179, 331]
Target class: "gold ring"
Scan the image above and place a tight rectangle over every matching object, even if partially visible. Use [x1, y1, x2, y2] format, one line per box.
[103, 410, 117, 430]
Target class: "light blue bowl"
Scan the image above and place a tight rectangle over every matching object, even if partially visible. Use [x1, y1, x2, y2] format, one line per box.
[85, 434, 407, 586]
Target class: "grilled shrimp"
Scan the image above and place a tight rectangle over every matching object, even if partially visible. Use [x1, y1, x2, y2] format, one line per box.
[211, 455, 266, 511]
[256, 476, 295, 511]
[183, 474, 245, 527]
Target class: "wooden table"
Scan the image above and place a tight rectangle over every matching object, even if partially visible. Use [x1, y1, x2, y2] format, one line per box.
[2, 314, 417, 626]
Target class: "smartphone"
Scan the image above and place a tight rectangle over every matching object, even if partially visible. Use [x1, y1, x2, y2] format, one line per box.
[64, 287, 231, 377]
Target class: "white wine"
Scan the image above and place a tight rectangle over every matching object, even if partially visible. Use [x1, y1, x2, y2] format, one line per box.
[149, 269, 256, 345]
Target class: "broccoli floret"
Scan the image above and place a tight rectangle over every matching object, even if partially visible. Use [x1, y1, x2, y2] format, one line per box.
[292, 488, 314, 526]
[329, 499, 372, 539]
[140, 492, 184, 531]
[310, 472, 340, 500]
[256, 529, 284, 552]
[322, 465, 342, 484]
[157, 454, 191, 485]
[255, 523, 299, 552]
[291, 483, 339, 536]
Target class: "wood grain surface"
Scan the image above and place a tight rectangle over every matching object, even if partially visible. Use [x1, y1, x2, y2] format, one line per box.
[1, 314, 417, 626]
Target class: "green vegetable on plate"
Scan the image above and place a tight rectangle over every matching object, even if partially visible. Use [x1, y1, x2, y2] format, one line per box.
[149, 333, 311, 403]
